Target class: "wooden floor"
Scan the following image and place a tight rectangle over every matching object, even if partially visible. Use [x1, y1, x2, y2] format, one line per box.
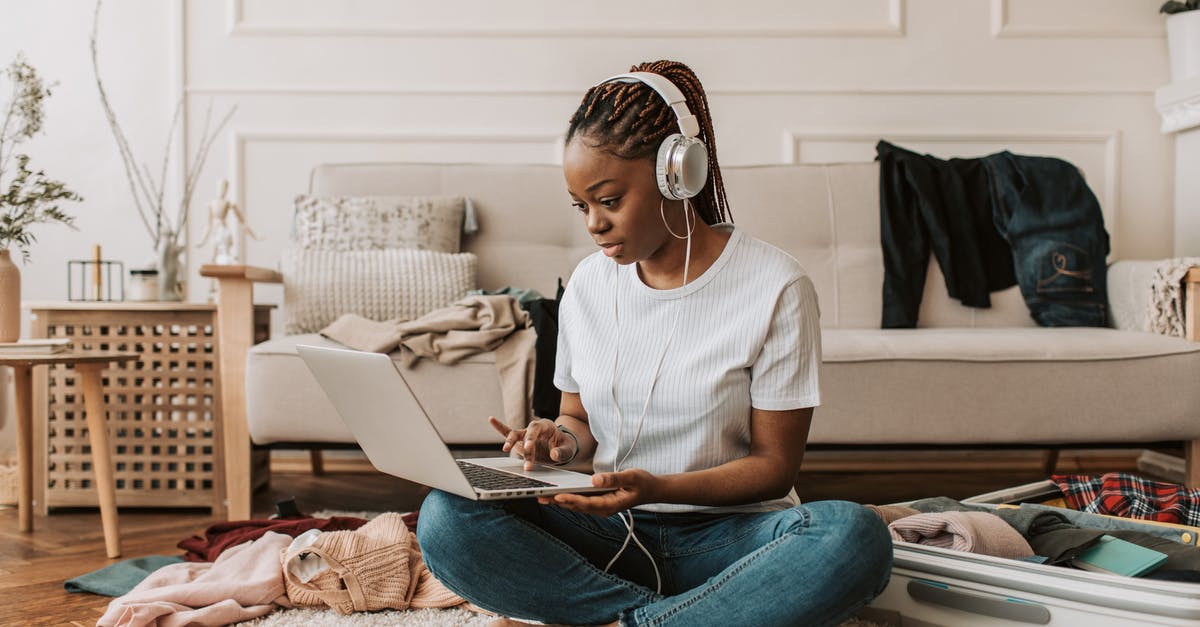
[0, 448, 1156, 625]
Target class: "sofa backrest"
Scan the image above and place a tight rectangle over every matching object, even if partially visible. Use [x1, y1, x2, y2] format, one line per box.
[310, 162, 1035, 330]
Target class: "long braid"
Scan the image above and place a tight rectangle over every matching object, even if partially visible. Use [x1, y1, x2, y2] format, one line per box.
[567, 60, 731, 225]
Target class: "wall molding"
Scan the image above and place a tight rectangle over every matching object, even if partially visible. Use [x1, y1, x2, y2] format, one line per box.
[227, 129, 564, 217]
[990, 0, 1163, 39]
[783, 129, 1122, 250]
[1157, 91, 1200, 133]
[226, 0, 906, 38]
[185, 85, 1158, 97]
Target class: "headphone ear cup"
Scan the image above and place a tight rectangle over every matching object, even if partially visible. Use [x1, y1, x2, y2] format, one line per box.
[656, 134, 709, 200]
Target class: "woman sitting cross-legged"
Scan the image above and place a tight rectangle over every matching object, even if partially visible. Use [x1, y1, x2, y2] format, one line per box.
[417, 59, 893, 627]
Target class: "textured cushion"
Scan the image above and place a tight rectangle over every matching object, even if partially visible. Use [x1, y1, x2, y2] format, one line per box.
[293, 195, 467, 253]
[281, 248, 476, 334]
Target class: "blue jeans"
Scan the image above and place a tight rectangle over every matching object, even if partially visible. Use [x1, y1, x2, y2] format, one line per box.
[418, 491, 893, 626]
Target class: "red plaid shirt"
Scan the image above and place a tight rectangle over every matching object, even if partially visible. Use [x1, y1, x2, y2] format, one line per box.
[1052, 472, 1200, 526]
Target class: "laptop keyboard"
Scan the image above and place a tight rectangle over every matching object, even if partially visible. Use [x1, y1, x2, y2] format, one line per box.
[457, 460, 554, 491]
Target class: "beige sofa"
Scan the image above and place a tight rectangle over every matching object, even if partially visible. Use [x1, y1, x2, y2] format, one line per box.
[204, 161, 1200, 520]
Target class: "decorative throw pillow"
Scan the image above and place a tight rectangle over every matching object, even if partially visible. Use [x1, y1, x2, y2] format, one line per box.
[293, 195, 467, 253]
[281, 248, 477, 334]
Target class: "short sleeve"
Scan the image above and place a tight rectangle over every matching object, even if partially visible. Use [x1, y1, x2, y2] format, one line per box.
[553, 281, 580, 394]
[750, 275, 821, 410]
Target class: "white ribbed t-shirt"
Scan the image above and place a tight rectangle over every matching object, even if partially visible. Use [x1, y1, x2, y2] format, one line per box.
[554, 224, 821, 513]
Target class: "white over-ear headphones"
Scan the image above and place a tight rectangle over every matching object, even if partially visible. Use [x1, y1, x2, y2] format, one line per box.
[597, 72, 709, 201]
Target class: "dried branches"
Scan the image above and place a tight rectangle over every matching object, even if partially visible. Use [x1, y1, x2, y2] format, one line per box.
[90, 0, 236, 252]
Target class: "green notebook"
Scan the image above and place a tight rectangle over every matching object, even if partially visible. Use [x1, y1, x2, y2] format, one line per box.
[1070, 535, 1168, 577]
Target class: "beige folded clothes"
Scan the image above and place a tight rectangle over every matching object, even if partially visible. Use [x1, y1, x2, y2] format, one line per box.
[282, 512, 475, 615]
[888, 511, 1034, 559]
[98, 531, 293, 627]
[320, 294, 536, 430]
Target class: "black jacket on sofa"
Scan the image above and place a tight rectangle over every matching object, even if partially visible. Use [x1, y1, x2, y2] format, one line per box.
[876, 140, 1109, 328]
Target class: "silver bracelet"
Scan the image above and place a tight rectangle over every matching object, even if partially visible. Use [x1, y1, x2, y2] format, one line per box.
[554, 424, 580, 466]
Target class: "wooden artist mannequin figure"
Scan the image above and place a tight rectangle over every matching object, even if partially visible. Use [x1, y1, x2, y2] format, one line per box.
[198, 178, 259, 265]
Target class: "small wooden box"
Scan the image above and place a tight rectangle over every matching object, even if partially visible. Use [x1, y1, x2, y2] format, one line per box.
[29, 302, 270, 513]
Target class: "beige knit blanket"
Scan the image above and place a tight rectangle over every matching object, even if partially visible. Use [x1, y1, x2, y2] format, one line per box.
[321, 295, 536, 430]
[1147, 257, 1200, 337]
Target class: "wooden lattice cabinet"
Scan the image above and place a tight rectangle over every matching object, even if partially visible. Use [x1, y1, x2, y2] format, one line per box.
[29, 302, 270, 514]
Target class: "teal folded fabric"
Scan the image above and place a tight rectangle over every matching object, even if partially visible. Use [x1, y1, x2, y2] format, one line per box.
[468, 286, 544, 306]
[64, 555, 184, 596]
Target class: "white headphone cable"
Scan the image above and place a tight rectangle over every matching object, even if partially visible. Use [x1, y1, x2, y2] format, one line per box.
[602, 198, 694, 594]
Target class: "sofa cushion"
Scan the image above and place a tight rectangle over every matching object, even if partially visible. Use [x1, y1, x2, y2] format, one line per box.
[247, 333, 501, 445]
[280, 248, 476, 334]
[293, 194, 468, 253]
[815, 328, 1200, 445]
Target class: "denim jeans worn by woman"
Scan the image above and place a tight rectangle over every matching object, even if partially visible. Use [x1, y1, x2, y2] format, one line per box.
[418, 490, 893, 627]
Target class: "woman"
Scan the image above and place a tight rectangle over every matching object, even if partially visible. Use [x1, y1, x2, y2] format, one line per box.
[418, 60, 892, 627]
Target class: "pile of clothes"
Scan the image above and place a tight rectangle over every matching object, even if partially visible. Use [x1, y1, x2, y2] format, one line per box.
[70, 508, 484, 627]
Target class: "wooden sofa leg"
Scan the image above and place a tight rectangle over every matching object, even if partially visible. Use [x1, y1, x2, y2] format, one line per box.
[310, 450, 325, 476]
[1041, 449, 1060, 475]
[1187, 439, 1200, 489]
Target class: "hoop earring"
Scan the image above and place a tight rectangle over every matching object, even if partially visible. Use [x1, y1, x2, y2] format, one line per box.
[660, 197, 696, 240]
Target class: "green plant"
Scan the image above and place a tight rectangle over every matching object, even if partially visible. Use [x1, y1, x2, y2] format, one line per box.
[1161, 1, 1200, 14]
[0, 54, 81, 261]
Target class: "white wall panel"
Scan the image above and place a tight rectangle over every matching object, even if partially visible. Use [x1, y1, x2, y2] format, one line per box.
[229, 0, 905, 37]
[994, 0, 1163, 38]
[185, 1, 1168, 94]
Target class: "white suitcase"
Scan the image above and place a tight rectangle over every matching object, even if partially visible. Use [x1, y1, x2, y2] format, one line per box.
[864, 481, 1200, 626]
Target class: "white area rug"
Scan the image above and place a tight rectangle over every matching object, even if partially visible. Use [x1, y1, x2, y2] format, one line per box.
[237, 606, 493, 626]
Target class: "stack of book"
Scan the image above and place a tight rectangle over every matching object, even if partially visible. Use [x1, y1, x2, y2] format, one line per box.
[0, 338, 72, 354]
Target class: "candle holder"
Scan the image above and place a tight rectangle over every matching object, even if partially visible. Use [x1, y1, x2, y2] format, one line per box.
[67, 260, 125, 301]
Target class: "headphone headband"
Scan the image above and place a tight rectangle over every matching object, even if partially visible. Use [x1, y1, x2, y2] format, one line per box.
[593, 70, 708, 200]
[600, 72, 701, 138]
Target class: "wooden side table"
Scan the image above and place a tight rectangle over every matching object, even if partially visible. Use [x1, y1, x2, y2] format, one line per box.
[6, 350, 139, 558]
[27, 302, 272, 518]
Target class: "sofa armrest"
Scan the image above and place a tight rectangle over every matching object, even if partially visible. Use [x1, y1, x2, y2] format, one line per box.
[201, 264, 281, 520]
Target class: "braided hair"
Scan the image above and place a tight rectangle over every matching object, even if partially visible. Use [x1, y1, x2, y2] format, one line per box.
[566, 60, 731, 225]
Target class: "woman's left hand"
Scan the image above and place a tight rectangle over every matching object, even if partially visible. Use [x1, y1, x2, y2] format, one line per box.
[542, 469, 658, 517]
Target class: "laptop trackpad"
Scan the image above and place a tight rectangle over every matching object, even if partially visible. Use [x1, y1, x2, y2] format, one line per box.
[467, 456, 599, 488]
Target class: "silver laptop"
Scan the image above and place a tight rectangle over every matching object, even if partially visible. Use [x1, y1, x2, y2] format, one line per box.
[297, 344, 611, 500]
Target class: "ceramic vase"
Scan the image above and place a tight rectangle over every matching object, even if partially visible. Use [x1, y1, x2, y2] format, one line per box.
[0, 250, 20, 342]
[1167, 10, 1200, 83]
[156, 236, 183, 302]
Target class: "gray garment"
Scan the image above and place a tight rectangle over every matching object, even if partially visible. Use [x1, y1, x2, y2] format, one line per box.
[909, 497, 1192, 544]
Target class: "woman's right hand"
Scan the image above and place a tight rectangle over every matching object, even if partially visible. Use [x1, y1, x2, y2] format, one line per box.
[488, 416, 577, 471]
